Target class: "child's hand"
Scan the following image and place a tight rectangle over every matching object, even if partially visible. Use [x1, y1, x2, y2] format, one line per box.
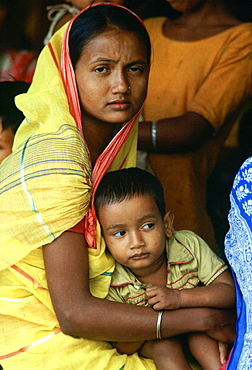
[145, 285, 181, 310]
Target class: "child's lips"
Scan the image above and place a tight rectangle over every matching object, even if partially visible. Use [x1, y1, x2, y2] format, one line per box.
[130, 253, 149, 260]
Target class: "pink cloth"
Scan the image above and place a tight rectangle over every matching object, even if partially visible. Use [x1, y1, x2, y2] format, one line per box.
[0, 49, 37, 83]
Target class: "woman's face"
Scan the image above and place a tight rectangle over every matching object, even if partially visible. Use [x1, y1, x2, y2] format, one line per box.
[165, 0, 206, 13]
[75, 29, 149, 126]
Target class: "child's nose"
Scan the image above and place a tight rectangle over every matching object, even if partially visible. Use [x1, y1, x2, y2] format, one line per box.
[130, 231, 145, 248]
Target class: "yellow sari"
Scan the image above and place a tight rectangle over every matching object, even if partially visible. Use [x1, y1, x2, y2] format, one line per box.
[0, 9, 155, 369]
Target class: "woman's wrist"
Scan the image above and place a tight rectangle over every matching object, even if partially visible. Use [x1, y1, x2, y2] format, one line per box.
[156, 310, 163, 339]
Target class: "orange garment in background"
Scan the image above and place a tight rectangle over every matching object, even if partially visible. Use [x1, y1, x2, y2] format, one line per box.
[142, 18, 252, 249]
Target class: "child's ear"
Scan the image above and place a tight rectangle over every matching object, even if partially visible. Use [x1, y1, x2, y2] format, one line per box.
[164, 210, 174, 238]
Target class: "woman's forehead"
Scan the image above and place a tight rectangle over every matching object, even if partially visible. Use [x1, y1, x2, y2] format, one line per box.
[81, 29, 147, 61]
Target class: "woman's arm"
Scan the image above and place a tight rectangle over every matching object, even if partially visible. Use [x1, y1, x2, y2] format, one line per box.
[43, 231, 235, 342]
[138, 112, 213, 153]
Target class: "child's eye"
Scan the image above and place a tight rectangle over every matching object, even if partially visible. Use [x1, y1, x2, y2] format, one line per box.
[142, 223, 154, 230]
[113, 230, 126, 237]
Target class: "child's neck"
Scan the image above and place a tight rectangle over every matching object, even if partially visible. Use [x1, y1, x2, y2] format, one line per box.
[130, 252, 167, 286]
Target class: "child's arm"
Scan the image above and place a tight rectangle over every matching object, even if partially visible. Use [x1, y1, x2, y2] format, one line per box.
[111, 341, 145, 355]
[145, 270, 235, 310]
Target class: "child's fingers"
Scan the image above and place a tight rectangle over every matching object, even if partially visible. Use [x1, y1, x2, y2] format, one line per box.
[145, 286, 159, 298]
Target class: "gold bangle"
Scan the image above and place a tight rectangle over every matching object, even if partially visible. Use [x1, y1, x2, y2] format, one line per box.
[151, 121, 157, 150]
[156, 311, 163, 340]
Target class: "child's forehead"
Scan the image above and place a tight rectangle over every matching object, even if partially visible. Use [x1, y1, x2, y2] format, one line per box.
[104, 194, 158, 213]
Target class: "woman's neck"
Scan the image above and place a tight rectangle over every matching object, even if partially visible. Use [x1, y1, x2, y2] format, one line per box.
[82, 117, 122, 165]
[163, 1, 241, 41]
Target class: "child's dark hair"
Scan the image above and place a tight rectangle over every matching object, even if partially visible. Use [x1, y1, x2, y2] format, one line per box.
[0, 81, 30, 133]
[95, 167, 166, 218]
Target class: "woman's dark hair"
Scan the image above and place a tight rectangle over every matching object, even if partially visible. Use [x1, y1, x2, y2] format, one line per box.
[95, 167, 166, 218]
[69, 4, 151, 69]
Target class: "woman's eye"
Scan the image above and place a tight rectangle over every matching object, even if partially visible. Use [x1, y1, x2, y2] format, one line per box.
[94, 66, 108, 73]
[143, 223, 154, 230]
[114, 230, 126, 237]
[128, 66, 143, 74]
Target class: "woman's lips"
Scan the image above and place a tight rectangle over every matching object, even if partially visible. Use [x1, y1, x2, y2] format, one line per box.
[108, 100, 130, 110]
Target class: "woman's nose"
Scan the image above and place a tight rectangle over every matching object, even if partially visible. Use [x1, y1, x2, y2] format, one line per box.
[111, 71, 129, 94]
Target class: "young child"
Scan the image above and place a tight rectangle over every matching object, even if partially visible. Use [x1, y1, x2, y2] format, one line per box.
[94, 167, 236, 370]
[43, 0, 125, 45]
[0, 80, 30, 164]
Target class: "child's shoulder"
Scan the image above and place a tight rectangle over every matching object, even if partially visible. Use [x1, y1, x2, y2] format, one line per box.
[170, 229, 212, 253]
[172, 229, 202, 241]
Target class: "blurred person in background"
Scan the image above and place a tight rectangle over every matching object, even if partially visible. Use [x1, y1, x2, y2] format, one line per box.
[137, 0, 252, 253]
[0, 0, 37, 82]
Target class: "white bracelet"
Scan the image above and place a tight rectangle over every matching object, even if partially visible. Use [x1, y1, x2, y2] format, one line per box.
[151, 121, 157, 151]
[156, 311, 163, 340]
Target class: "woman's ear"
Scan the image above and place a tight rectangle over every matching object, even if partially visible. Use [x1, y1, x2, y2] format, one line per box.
[164, 210, 174, 238]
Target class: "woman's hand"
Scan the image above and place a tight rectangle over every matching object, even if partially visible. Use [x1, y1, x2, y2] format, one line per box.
[205, 309, 236, 343]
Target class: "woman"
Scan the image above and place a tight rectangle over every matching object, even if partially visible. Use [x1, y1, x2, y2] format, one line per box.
[224, 156, 252, 369]
[137, 0, 252, 250]
[0, 4, 235, 369]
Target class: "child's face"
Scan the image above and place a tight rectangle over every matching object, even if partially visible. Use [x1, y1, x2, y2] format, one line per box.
[0, 119, 14, 164]
[68, 0, 124, 10]
[98, 194, 173, 277]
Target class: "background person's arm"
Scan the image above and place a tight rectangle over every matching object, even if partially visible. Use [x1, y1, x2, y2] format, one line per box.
[138, 112, 213, 153]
